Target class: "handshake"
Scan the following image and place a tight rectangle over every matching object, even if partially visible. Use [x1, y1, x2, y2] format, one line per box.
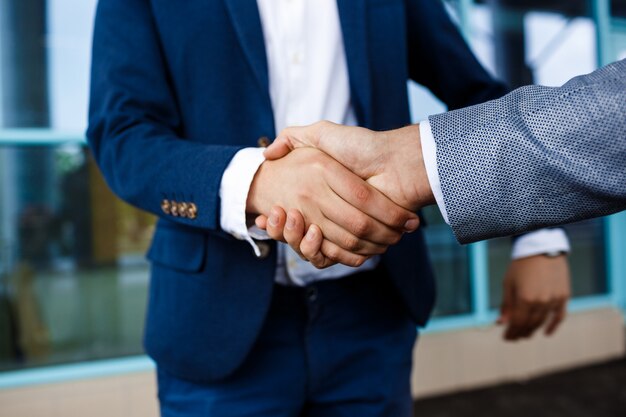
[247, 121, 434, 269]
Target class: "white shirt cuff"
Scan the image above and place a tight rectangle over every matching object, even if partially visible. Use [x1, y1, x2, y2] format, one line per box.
[511, 228, 570, 260]
[219, 147, 269, 257]
[419, 120, 449, 223]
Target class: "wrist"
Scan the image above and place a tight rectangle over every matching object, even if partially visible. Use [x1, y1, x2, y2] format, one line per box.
[389, 124, 435, 210]
[246, 160, 272, 215]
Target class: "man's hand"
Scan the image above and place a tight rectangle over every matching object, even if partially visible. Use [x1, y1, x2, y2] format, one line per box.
[247, 147, 420, 268]
[497, 255, 571, 341]
[263, 121, 435, 210]
[255, 121, 434, 265]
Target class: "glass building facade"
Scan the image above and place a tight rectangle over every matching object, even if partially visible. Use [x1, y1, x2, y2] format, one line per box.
[0, 0, 625, 384]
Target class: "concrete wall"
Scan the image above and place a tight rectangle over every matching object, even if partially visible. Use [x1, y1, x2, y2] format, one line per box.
[0, 308, 623, 417]
[412, 308, 625, 398]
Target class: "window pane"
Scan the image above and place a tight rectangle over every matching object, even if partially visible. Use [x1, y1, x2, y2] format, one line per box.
[421, 206, 472, 317]
[563, 220, 608, 296]
[0, 144, 152, 372]
[482, 2, 608, 308]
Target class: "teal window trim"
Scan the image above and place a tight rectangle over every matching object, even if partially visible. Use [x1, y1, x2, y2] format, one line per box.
[606, 213, 626, 312]
[0, 294, 616, 391]
[468, 241, 490, 322]
[0, 356, 155, 390]
[0, 129, 85, 145]
[592, 0, 613, 67]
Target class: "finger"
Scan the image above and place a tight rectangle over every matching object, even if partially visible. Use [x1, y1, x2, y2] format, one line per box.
[265, 206, 287, 243]
[316, 191, 405, 248]
[505, 302, 531, 341]
[545, 300, 567, 335]
[263, 136, 296, 160]
[319, 238, 369, 269]
[264, 124, 324, 160]
[255, 215, 268, 230]
[324, 164, 418, 230]
[317, 215, 390, 256]
[299, 225, 328, 267]
[300, 225, 369, 269]
[283, 209, 307, 260]
[521, 304, 550, 339]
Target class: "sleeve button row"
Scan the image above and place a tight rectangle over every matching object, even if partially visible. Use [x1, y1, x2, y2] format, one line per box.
[161, 200, 198, 220]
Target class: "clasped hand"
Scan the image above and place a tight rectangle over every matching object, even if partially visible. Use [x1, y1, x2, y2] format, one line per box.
[248, 121, 433, 269]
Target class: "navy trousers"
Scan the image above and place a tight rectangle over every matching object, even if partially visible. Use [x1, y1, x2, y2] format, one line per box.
[157, 268, 417, 417]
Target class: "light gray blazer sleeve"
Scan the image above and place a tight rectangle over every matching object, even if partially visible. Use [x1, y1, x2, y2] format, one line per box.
[429, 59, 626, 244]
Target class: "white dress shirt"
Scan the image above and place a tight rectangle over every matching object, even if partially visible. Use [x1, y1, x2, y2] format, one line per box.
[220, 0, 379, 286]
[220, 1, 569, 287]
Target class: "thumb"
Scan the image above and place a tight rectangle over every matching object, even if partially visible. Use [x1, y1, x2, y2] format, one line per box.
[263, 136, 294, 160]
[255, 214, 268, 230]
[263, 124, 324, 160]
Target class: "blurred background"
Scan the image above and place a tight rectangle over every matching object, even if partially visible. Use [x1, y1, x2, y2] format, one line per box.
[0, 0, 624, 416]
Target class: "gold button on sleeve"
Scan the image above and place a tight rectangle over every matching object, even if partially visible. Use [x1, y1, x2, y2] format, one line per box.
[188, 203, 198, 220]
[161, 199, 171, 215]
[179, 202, 188, 218]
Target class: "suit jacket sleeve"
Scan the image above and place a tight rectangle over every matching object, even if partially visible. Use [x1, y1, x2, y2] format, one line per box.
[87, 0, 242, 231]
[429, 59, 626, 243]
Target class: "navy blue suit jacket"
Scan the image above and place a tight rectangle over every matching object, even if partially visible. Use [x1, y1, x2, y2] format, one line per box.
[88, 0, 507, 383]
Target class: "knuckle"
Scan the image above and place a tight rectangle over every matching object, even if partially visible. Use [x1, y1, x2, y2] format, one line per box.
[519, 295, 537, 305]
[317, 120, 332, 130]
[323, 246, 341, 263]
[313, 121, 328, 137]
[536, 296, 551, 305]
[323, 259, 339, 268]
[311, 259, 325, 269]
[369, 244, 389, 256]
[350, 256, 367, 268]
[266, 227, 282, 241]
[388, 232, 403, 245]
[341, 234, 361, 251]
[299, 244, 312, 258]
[285, 234, 301, 248]
[350, 217, 372, 237]
[353, 184, 371, 204]
[387, 209, 408, 228]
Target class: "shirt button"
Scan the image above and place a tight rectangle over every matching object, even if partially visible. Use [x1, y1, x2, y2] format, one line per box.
[257, 136, 270, 147]
[306, 286, 318, 302]
[291, 52, 301, 65]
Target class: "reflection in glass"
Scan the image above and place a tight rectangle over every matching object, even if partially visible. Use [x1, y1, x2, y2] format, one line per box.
[422, 206, 472, 317]
[0, 144, 153, 372]
[488, 220, 608, 309]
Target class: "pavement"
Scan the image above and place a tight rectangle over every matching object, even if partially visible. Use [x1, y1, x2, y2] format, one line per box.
[413, 358, 626, 417]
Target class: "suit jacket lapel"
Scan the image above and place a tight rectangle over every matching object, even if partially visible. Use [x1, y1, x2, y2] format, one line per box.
[224, 0, 269, 94]
[336, 0, 373, 127]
